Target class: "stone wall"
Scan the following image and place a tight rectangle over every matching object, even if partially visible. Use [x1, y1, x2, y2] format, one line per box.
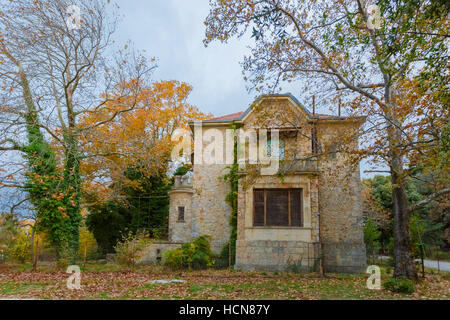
[317, 121, 366, 273]
[168, 188, 193, 243]
[235, 240, 321, 271]
[235, 174, 321, 271]
[234, 96, 366, 273]
[190, 126, 233, 253]
[138, 241, 183, 265]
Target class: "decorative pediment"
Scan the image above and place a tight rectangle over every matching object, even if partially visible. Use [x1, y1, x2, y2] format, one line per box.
[239, 94, 311, 129]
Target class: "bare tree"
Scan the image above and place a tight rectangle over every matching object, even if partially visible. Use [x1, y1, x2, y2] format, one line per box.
[0, 0, 156, 258]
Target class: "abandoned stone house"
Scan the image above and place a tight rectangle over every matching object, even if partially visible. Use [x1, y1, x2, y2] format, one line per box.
[143, 93, 366, 273]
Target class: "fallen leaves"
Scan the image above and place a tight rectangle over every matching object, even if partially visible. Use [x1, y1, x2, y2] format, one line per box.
[0, 265, 448, 300]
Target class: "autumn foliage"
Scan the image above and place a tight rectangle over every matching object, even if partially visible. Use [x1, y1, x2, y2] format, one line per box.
[80, 80, 209, 203]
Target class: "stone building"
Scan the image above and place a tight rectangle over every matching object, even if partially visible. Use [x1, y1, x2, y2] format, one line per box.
[147, 94, 366, 273]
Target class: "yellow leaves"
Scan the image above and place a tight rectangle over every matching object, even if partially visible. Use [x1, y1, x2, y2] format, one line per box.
[79, 80, 208, 202]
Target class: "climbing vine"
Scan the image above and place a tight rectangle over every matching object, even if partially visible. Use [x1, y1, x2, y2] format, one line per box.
[20, 72, 79, 260]
[221, 124, 241, 267]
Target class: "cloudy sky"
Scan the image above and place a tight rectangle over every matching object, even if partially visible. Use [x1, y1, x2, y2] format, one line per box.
[113, 0, 305, 117]
[112, 0, 380, 177]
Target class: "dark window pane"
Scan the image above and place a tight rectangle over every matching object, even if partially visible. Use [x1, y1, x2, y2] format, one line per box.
[266, 190, 289, 226]
[290, 189, 302, 227]
[253, 189, 265, 226]
[178, 206, 185, 221]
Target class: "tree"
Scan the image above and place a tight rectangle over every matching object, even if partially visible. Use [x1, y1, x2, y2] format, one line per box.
[364, 174, 448, 257]
[82, 80, 208, 252]
[364, 217, 381, 264]
[86, 168, 171, 254]
[204, 0, 449, 279]
[78, 223, 98, 265]
[0, 212, 20, 261]
[80, 80, 207, 202]
[0, 0, 155, 260]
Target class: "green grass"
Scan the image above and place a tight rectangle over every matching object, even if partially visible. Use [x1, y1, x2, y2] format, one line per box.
[0, 263, 448, 300]
[1, 282, 47, 295]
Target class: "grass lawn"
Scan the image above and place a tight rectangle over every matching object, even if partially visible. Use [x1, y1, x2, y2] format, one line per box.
[0, 263, 448, 300]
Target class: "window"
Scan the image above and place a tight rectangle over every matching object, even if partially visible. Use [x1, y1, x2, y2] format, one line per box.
[253, 189, 303, 227]
[266, 138, 285, 159]
[177, 206, 185, 221]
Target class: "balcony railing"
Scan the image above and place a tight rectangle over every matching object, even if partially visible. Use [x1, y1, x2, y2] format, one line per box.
[280, 159, 319, 173]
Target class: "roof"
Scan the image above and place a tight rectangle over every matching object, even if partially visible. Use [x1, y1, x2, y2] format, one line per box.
[194, 93, 365, 124]
[209, 111, 244, 121]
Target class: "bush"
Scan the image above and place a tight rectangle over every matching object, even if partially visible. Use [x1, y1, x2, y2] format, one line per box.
[163, 235, 215, 270]
[78, 225, 99, 262]
[164, 248, 184, 269]
[56, 258, 69, 270]
[214, 241, 232, 269]
[383, 276, 415, 294]
[9, 233, 30, 263]
[114, 231, 148, 268]
[364, 217, 381, 263]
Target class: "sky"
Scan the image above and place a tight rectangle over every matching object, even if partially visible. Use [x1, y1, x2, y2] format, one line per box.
[0, 0, 385, 213]
[113, 0, 304, 117]
[112, 0, 381, 178]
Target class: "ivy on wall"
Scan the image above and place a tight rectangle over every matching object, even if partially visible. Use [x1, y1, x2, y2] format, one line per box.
[219, 125, 241, 267]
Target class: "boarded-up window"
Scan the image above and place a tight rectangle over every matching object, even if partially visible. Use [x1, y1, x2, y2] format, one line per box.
[177, 206, 185, 221]
[253, 189, 265, 226]
[253, 189, 303, 227]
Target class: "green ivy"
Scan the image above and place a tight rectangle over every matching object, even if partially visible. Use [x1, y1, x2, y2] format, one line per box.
[220, 124, 242, 267]
[22, 85, 80, 260]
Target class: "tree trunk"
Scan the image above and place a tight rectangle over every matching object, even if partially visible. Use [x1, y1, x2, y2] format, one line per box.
[33, 237, 38, 272]
[30, 225, 35, 267]
[391, 159, 417, 279]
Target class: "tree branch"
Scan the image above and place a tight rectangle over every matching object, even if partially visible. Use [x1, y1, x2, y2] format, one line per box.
[407, 187, 450, 213]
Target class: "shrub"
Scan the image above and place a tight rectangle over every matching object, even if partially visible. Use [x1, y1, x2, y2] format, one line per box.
[78, 225, 99, 262]
[9, 233, 30, 263]
[56, 258, 69, 270]
[214, 241, 232, 269]
[364, 217, 381, 263]
[114, 231, 148, 268]
[164, 248, 184, 269]
[163, 235, 215, 270]
[383, 276, 415, 294]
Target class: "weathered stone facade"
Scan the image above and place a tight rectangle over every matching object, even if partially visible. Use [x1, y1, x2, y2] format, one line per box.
[139, 241, 183, 265]
[164, 94, 366, 273]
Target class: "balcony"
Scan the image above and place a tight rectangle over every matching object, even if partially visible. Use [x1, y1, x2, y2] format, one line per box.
[280, 159, 319, 173]
[237, 159, 319, 175]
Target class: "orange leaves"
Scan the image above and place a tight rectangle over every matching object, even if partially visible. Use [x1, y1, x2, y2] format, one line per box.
[79, 80, 208, 201]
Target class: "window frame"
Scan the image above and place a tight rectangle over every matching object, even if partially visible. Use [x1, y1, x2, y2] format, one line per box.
[266, 137, 285, 159]
[252, 188, 303, 228]
[177, 206, 185, 222]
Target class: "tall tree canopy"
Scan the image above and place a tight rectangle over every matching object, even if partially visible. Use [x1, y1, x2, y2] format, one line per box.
[81, 80, 208, 253]
[80, 80, 208, 203]
[0, 0, 155, 258]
